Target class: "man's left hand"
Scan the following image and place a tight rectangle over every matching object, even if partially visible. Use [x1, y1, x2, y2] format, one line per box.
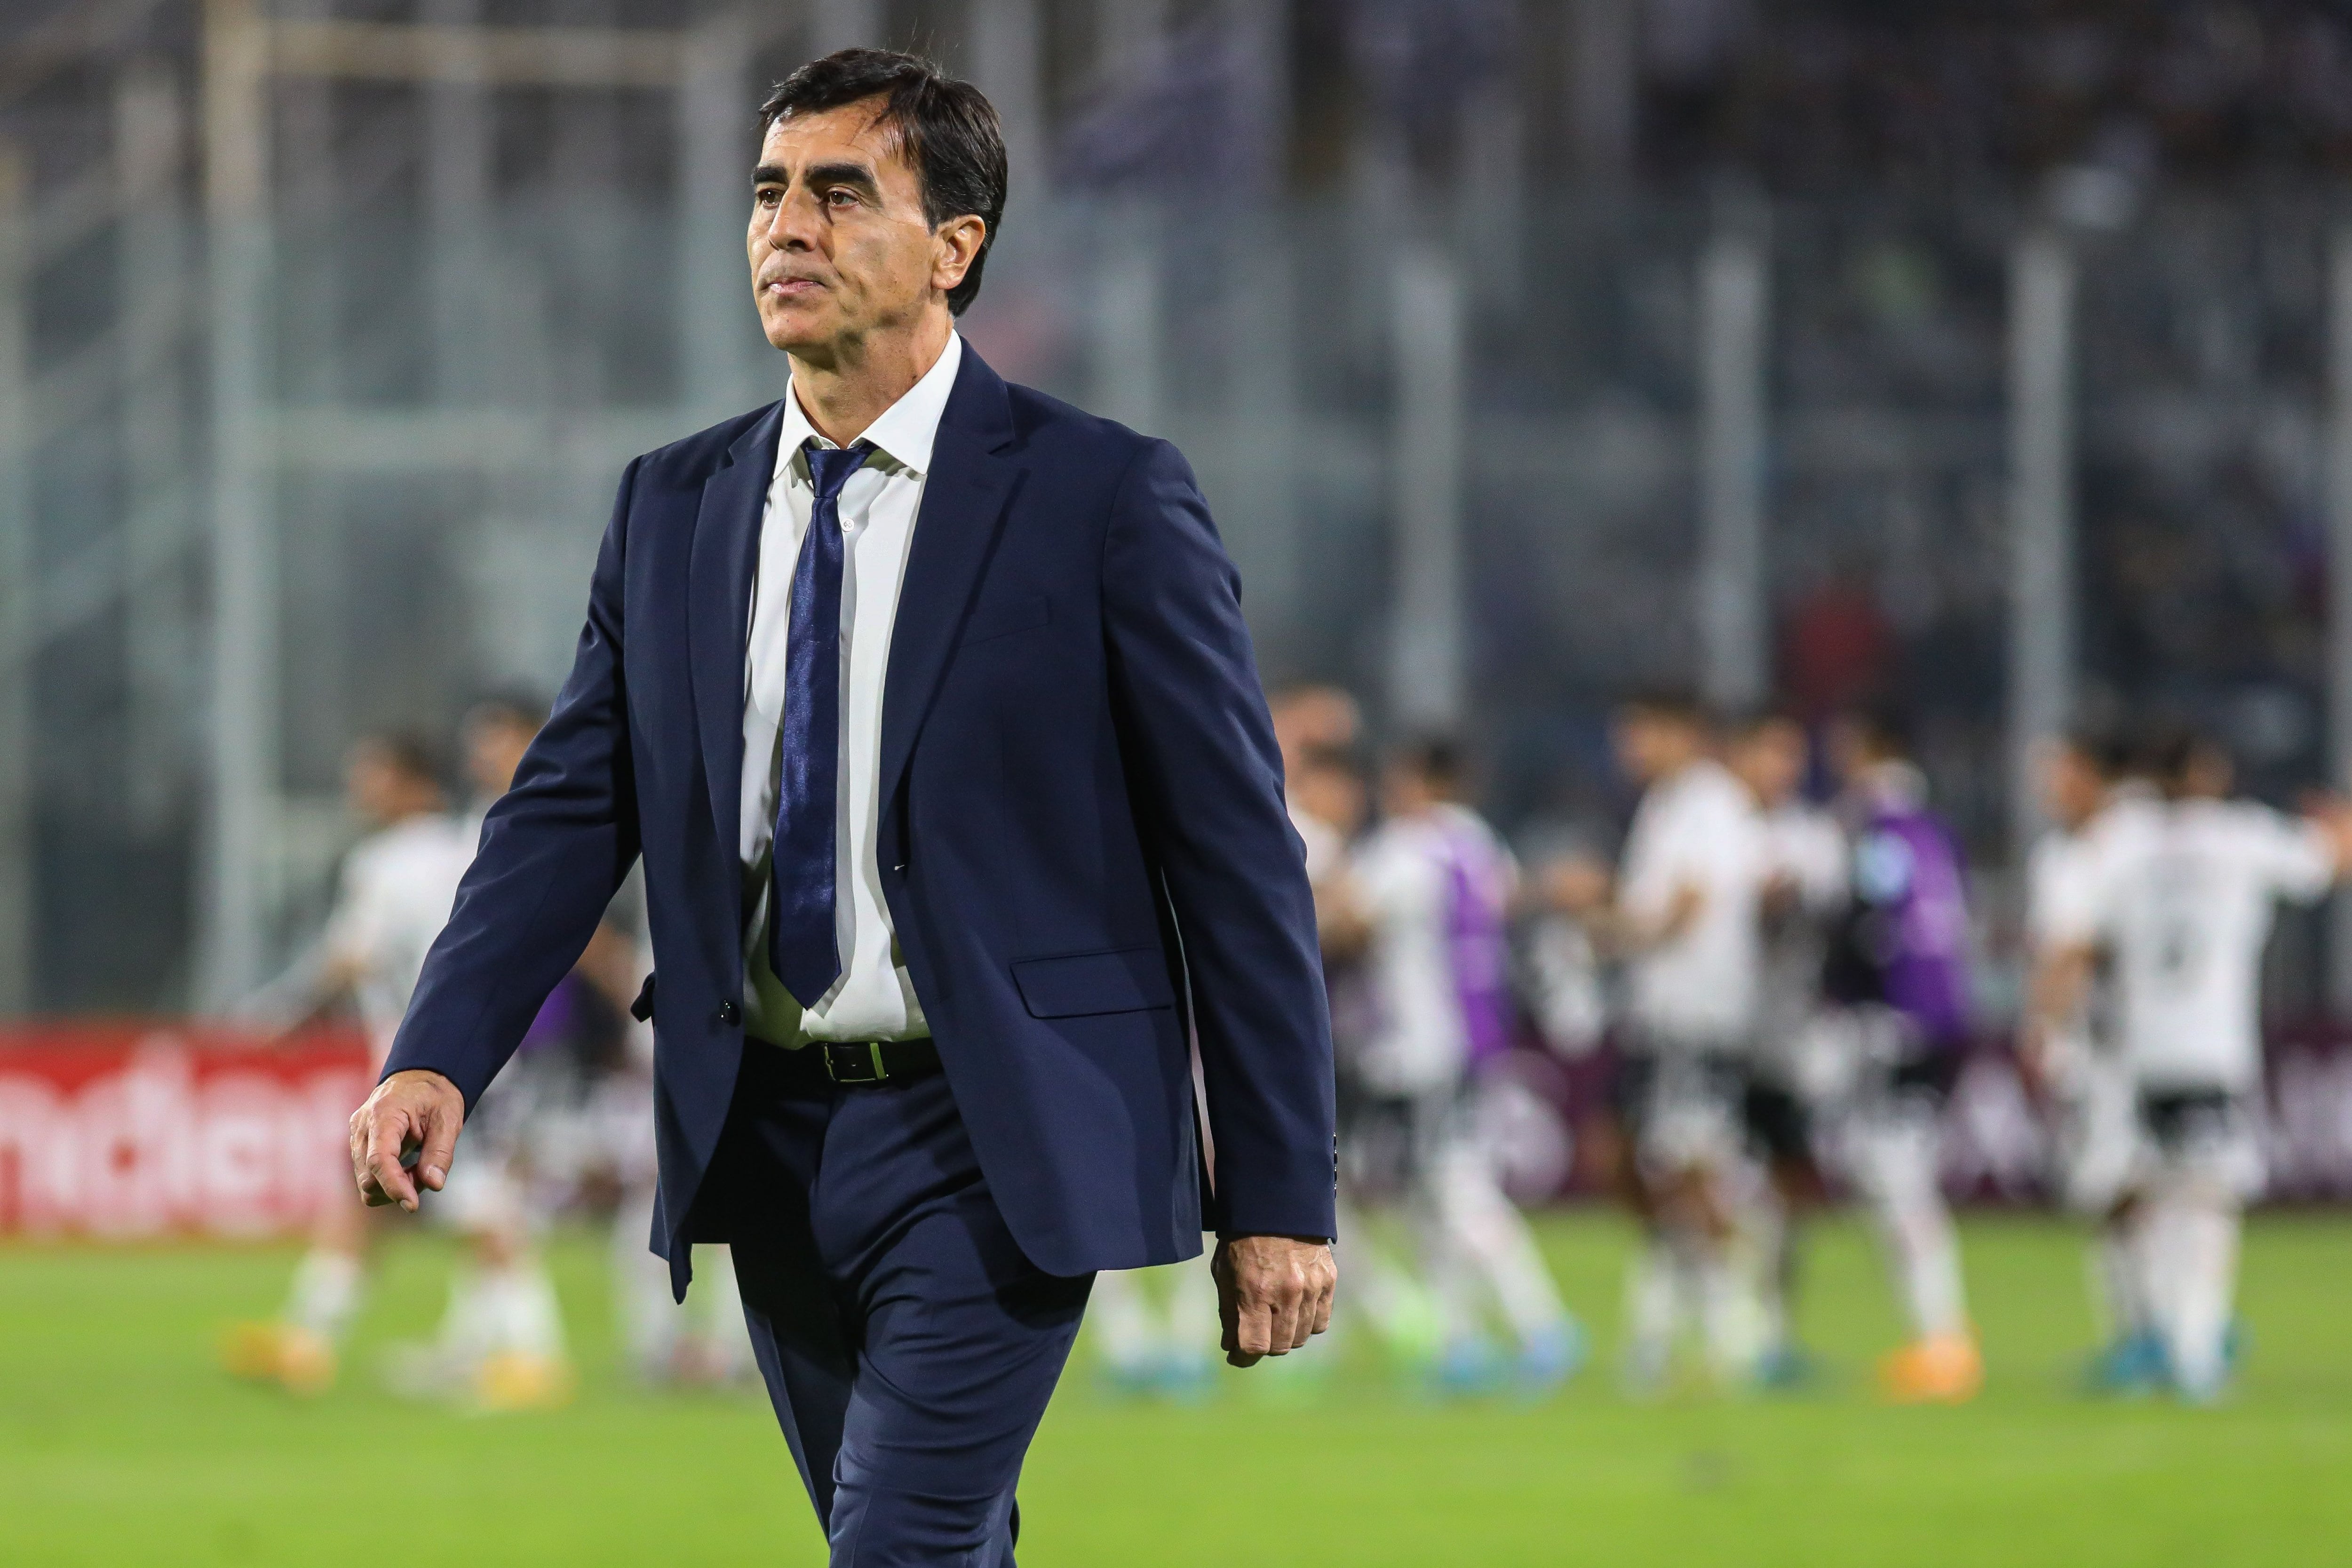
[1212, 1234, 1336, 1367]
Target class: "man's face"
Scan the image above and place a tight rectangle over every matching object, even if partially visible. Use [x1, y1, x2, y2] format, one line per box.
[2035, 741, 2105, 829]
[1732, 722, 1806, 807]
[747, 100, 974, 362]
[345, 747, 433, 829]
[465, 718, 536, 800]
[1614, 711, 1701, 786]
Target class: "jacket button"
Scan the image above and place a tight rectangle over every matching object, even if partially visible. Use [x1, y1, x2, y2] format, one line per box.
[716, 1000, 739, 1027]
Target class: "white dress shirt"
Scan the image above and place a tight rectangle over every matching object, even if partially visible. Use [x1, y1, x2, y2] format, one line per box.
[737, 331, 963, 1046]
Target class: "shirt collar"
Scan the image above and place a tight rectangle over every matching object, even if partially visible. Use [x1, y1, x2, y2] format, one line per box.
[778, 331, 963, 478]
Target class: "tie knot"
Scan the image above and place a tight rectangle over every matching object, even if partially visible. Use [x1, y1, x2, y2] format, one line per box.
[805, 440, 872, 505]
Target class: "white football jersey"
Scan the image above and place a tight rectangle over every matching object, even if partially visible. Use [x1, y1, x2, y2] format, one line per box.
[1754, 801, 1846, 1052]
[2026, 827, 2100, 951]
[2072, 799, 2334, 1091]
[322, 812, 477, 1058]
[1352, 803, 1517, 1093]
[1620, 759, 1768, 1049]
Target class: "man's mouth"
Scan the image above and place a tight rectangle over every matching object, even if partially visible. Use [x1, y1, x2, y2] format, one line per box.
[764, 276, 824, 299]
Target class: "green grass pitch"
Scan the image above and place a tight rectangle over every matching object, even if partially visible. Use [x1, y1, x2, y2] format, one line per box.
[4, 1210, 2350, 1566]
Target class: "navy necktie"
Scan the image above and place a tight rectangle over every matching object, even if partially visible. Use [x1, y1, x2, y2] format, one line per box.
[769, 439, 872, 1008]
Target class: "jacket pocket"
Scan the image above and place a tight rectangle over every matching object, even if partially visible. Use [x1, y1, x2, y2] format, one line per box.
[1011, 946, 1175, 1019]
[961, 593, 1051, 647]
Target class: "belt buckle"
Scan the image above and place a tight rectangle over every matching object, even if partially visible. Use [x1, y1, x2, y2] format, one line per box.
[824, 1041, 887, 1085]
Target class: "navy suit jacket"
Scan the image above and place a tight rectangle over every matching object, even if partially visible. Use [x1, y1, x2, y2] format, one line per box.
[383, 346, 1336, 1291]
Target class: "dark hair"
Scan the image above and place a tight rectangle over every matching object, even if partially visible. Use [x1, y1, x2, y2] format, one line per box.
[1729, 705, 1805, 738]
[352, 729, 442, 786]
[1390, 735, 1468, 792]
[2060, 719, 2128, 778]
[465, 690, 548, 736]
[758, 49, 1007, 317]
[2127, 716, 2225, 793]
[1619, 687, 1709, 725]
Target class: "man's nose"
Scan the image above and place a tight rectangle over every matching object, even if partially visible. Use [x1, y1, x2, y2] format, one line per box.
[762, 189, 819, 251]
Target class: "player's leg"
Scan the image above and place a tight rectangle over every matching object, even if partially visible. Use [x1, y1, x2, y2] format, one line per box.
[2143, 1178, 2240, 1403]
[1331, 1190, 1441, 1373]
[2063, 1051, 2160, 1390]
[1850, 1054, 1978, 1402]
[1613, 1054, 1686, 1393]
[2143, 1091, 2261, 1403]
[1406, 1097, 1500, 1393]
[1160, 1252, 1222, 1395]
[225, 1192, 369, 1394]
[1740, 1072, 1821, 1385]
[1087, 1270, 1166, 1395]
[1426, 1126, 1582, 1395]
[224, 1071, 378, 1394]
[612, 1170, 685, 1382]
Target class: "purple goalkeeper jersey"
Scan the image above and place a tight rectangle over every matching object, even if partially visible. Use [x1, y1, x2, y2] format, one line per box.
[1837, 787, 1973, 1048]
[1438, 811, 1517, 1069]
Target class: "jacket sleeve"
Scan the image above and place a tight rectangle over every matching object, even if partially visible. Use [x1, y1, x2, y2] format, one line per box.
[381, 460, 646, 1107]
[1101, 438, 1337, 1241]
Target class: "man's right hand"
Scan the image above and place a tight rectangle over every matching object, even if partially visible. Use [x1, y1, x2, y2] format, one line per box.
[349, 1069, 466, 1211]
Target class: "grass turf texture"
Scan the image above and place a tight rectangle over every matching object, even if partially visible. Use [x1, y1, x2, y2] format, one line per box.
[4, 1211, 2349, 1566]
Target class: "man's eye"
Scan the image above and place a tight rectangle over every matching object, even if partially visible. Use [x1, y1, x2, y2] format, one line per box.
[826, 189, 858, 207]
[754, 188, 780, 207]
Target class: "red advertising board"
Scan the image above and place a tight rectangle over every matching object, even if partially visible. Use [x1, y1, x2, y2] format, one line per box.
[0, 1024, 370, 1239]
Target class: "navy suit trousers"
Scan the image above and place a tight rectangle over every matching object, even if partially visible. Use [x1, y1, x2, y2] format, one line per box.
[706, 1046, 1094, 1565]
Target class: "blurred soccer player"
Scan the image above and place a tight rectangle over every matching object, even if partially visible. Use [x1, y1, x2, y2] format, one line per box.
[1086, 696, 1359, 1400]
[2042, 729, 2352, 1402]
[1351, 739, 1583, 1396]
[1824, 708, 1980, 1402]
[595, 898, 757, 1388]
[2019, 728, 2161, 1391]
[1727, 712, 1847, 1387]
[1297, 744, 1449, 1382]
[222, 732, 473, 1394]
[1551, 692, 1765, 1392]
[375, 698, 581, 1410]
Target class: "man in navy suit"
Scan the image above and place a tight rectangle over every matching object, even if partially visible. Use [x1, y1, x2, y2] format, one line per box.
[349, 48, 1336, 1563]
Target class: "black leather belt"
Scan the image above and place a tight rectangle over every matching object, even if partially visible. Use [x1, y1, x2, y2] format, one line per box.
[772, 1037, 942, 1089]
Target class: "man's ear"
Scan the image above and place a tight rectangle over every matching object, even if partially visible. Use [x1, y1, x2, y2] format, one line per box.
[934, 215, 987, 295]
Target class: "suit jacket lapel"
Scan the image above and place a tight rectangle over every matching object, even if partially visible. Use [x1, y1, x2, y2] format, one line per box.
[686, 400, 785, 873]
[879, 349, 1020, 810]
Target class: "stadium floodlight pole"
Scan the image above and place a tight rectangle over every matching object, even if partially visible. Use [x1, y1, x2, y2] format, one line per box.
[1568, 0, 1637, 183]
[423, 0, 491, 410]
[2325, 227, 2352, 1015]
[679, 12, 757, 423]
[970, 0, 1046, 211]
[1390, 237, 1468, 731]
[199, 0, 278, 1012]
[1094, 201, 1166, 438]
[117, 62, 193, 836]
[1219, 0, 1302, 644]
[2005, 225, 2077, 856]
[0, 143, 31, 1016]
[1696, 191, 1772, 716]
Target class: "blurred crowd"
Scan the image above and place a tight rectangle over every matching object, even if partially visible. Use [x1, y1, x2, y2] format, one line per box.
[1641, 0, 2352, 189]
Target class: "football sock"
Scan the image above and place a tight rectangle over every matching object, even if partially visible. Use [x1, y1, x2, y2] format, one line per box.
[1441, 1161, 1570, 1344]
[484, 1259, 565, 1360]
[285, 1249, 363, 1344]
[2151, 1193, 2239, 1398]
[1089, 1269, 1161, 1374]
